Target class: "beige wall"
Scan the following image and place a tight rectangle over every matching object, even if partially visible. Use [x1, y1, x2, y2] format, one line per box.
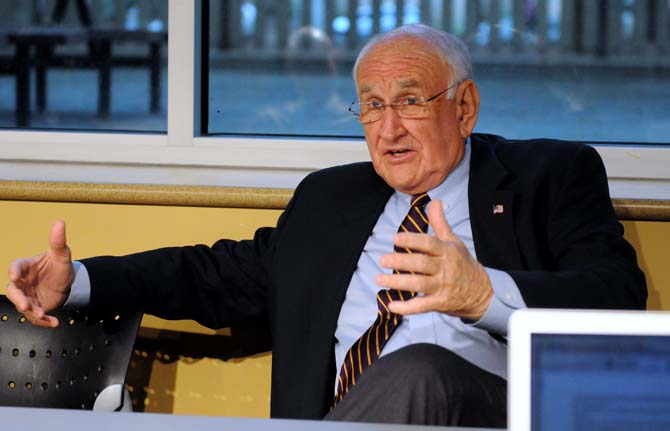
[0, 200, 280, 417]
[1, 199, 668, 416]
[622, 220, 669, 311]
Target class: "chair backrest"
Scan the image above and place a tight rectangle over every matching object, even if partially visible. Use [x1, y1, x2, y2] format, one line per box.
[0, 295, 141, 410]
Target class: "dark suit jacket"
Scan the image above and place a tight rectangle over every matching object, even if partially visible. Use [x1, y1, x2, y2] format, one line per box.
[82, 133, 646, 419]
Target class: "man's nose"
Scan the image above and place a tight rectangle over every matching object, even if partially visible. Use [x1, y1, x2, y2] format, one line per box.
[378, 107, 406, 140]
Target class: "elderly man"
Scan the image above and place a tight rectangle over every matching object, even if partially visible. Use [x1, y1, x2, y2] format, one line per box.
[7, 24, 645, 427]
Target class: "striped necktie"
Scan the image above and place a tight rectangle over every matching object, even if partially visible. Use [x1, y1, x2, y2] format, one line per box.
[334, 192, 431, 404]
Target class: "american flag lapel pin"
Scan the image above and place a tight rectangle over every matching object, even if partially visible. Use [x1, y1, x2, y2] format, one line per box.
[492, 204, 504, 215]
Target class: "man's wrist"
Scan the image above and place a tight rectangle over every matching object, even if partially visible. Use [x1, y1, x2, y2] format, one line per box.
[463, 264, 494, 321]
[463, 267, 526, 335]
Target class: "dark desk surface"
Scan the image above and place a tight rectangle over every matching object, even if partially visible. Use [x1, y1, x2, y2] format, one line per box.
[0, 406, 500, 431]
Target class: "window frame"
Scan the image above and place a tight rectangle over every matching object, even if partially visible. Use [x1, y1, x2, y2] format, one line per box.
[0, 0, 668, 199]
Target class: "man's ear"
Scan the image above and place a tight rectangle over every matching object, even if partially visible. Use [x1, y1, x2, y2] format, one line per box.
[456, 79, 480, 139]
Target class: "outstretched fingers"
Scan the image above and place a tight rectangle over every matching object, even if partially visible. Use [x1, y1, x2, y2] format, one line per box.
[5, 282, 31, 313]
[387, 295, 435, 315]
[379, 249, 437, 275]
[5, 283, 58, 327]
[376, 272, 432, 295]
[49, 220, 71, 260]
[8, 257, 32, 283]
[6, 222, 69, 327]
[427, 199, 457, 241]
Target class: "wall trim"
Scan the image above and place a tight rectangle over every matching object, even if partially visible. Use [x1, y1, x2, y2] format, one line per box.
[1, 180, 668, 221]
[0, 180, 292, 210]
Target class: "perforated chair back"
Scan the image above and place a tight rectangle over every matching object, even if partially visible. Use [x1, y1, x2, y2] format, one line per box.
[0, 295, 142, 410]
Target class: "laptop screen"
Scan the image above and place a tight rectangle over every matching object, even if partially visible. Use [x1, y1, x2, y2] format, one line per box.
[530, 334, 670, 431]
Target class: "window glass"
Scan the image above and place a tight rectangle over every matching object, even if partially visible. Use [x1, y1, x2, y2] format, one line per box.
[0, 0, 167, 132]
[207, 0, 669, 143]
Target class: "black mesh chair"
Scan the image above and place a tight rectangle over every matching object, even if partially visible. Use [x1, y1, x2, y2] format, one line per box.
[0, 294, 142, 411]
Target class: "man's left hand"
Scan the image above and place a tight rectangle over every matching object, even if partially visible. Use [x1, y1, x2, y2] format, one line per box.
[377, 199, 493, 321]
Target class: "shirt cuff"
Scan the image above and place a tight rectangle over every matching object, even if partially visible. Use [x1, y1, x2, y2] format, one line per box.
[62, 261, 91, 309]
[467, 267, 526, 336]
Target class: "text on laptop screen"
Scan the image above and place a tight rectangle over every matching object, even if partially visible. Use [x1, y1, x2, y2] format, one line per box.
[530, 334, 670, 431]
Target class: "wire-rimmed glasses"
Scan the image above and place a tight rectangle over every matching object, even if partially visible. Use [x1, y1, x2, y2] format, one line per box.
[348, 81, 462, 124]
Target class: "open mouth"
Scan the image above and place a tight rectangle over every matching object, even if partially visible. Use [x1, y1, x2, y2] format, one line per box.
[388, 149, 410, 156]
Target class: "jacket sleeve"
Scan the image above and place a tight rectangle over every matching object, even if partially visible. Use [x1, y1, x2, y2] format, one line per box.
[82, 191, 299, 330]
[509, 144, 647, 310]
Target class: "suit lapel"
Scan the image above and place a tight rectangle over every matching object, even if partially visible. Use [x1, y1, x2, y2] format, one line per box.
[313, 167, 393, 340]
[469, 134, 524, 270]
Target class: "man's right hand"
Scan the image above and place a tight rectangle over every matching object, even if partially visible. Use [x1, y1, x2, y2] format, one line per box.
[6, 220, 74, 328]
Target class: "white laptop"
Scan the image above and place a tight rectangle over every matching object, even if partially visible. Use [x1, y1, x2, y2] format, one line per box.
[508, 309, 670, 431]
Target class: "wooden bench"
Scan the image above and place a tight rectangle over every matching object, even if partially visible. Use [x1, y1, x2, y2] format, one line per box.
[0, 26, 166, 127]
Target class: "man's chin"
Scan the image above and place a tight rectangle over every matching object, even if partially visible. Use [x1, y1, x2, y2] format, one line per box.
[379, 170, 445, 195]
[381, 176, 421, 195]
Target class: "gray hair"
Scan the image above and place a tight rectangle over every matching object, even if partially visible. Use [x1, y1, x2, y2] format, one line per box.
[353, 23, 472, 99]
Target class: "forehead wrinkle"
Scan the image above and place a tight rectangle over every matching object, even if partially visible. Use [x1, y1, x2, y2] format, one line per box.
[356, 41, 447, 96]
[358, 59, 443, 87]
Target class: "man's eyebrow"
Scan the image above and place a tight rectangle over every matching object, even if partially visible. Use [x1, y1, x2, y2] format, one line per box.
[359, 84, 372, 94]
[398, 79, 420, 89]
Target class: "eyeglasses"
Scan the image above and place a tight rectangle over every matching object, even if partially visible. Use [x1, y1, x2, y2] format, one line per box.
[348, 81, 461, 124]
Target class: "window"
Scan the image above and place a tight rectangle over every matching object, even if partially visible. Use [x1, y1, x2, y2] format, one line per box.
[0, 0, 168, 132]
[0, 0, 668, 196]
[205, 0, 669, 144]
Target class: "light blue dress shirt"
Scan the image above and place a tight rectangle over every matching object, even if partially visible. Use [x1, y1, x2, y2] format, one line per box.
[333, 140, 525, 391]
